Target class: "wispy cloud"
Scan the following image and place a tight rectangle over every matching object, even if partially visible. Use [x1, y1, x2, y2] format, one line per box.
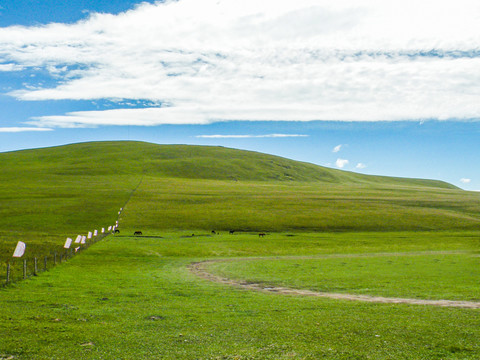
[336, 158, 349, 168]
[332, 144, 342, 153]
[356, 163, 367, 169]
[1, 0, 480, 127]
[460, 178, 471, 184]
[0, 63, 24, 72]
[196, 134, 308, 139]
[0, 127, 52, 133]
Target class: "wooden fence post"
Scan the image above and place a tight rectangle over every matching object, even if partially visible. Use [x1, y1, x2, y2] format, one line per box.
[34, 257, 38, 275]
[44, 256, 47, 271]
[54, 252, 57, 265]
[23, 259, 27, 280]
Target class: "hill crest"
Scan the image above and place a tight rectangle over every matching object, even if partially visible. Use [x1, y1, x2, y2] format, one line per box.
[1, 141, 457, 189]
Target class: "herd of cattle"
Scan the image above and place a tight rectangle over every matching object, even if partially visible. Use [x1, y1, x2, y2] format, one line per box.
[113, 229, 267, 237]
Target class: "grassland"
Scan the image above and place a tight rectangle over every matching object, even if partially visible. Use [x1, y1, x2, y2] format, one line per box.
[1, 232, 480, 359]
[2, 141, 479, 262]
[206, 252, 480, 301]
[0, 141, 480, 359]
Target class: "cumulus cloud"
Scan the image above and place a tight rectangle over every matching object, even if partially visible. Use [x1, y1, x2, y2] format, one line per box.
[1, 0, 480, 127]
[460, 178, 471, 184]
[356, 163, 367, 169]
[336, 158, 349, 168]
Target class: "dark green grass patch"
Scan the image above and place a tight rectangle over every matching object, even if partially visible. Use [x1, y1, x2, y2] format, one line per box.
[120, 176, 480, 233]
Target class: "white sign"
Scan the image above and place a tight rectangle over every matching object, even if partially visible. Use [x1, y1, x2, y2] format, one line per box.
[81, 236, 86, 244]
[13, 241, 26, 257]
[75, 235, 82, 243]
[108, 226, 112, 231]
[87, 232, 92, 239]
[93, 230, 98, 236]
[101, 228, 105, 233]
[64, 238, 73, 249]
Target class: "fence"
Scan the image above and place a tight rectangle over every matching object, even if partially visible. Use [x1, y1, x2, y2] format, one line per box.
[2, 232, 111, 287]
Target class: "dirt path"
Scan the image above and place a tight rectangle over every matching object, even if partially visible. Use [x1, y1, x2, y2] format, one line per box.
[189, 252, 480, 309]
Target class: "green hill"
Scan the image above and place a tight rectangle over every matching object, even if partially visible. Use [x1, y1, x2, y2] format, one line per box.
[0, 141, 458, 188]
[0, 141, 479, 262]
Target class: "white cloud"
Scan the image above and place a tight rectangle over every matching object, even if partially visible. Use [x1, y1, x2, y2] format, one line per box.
[460, 178, 471, 184]
[0, 63, 24, 72]
[336, 158, 349, 168]
[333, 144, 342, 153]
[356, 163, 367, 169]
[1, 0, 480, 127]
[196, 134, 308, 138]
[0, 127, 52, 132]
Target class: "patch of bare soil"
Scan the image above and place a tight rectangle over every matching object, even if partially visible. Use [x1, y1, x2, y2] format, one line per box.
[188, 252, 480, 309]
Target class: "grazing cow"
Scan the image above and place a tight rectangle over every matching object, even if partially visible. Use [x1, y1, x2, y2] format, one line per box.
[114, 229, 120, 234]
[134, 231, 142, 236]
[211, 230, 216, 235]
[229, 230, 235, 235]
[259, 233, 266, 237]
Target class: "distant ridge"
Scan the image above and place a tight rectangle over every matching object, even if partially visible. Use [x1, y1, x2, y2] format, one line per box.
[1, 141, 457, 189]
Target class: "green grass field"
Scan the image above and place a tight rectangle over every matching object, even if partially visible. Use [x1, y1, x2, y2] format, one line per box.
[1, 232, 480, 359]
[1, 141, 479, 359]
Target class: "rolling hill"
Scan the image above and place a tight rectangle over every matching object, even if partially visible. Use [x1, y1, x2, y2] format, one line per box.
[0, 140, 479, 262]
[0, 141, 458, 187]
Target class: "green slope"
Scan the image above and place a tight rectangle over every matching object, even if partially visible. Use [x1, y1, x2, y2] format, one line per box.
[0, 141, 458, 188]
[1, 140, 479, 263]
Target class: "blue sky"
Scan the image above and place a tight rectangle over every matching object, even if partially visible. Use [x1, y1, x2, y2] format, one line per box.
[0, 0, 479, 190]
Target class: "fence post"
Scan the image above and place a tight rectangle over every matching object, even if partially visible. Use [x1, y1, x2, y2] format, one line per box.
[54, 252, 57, 265]
[44, 256, 47, 271]
[34, 257, 38, 275]
[6, 263, 10, 284]
[23, 259, 27, 279]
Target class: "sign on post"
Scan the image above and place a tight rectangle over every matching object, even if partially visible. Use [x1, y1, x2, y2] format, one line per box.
[64, 238, 73, 249]
[13, 241, 26, 257]
[75, 235, 82, 243]
[93, 230, 98, 236]
[87, 232, 92, 239]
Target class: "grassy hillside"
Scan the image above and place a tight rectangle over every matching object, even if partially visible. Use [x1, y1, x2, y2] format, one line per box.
[1, 141, 457, 187]
[0, 141, 479, 263]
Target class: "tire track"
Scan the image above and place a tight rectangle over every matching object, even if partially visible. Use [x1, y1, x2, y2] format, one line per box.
[189, 251, 480, 309]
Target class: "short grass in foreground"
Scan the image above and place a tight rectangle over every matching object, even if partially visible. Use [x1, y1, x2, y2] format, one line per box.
[1, 231, 479, 359]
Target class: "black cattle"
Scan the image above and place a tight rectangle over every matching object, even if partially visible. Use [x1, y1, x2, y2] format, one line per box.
[134, 231, 142, 236]
[258, 233, 266, 237]
[229, 230, 235, 235]
[114, 229, 120, 234]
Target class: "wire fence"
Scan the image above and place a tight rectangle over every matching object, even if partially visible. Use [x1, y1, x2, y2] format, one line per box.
[1, 231, 112, 287]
